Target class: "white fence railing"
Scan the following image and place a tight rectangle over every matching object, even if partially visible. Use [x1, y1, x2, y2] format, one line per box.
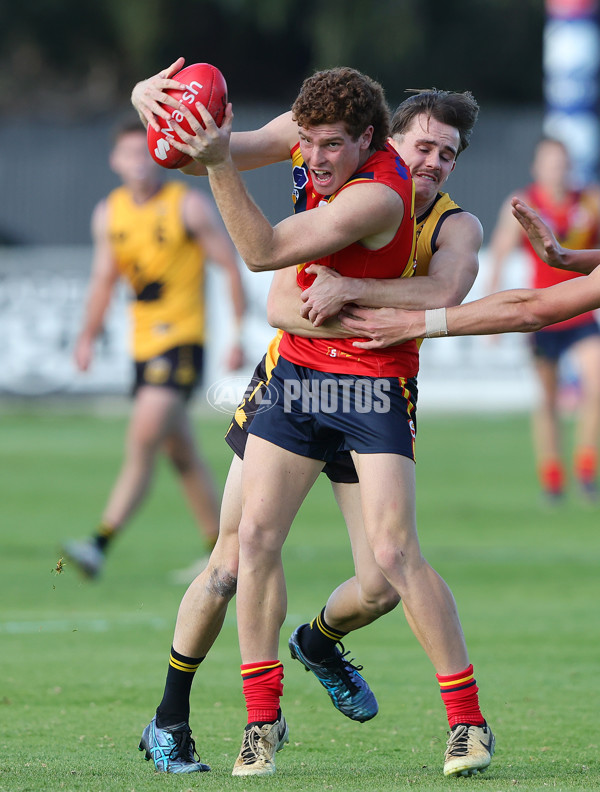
[1, 245, 585, 413]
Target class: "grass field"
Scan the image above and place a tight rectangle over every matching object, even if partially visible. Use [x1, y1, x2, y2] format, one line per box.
[1, 405, 598, 792]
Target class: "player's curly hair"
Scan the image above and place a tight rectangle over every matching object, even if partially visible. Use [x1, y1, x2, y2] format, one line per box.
[292, 67, 390, 151]
[391, 89, 479, 157]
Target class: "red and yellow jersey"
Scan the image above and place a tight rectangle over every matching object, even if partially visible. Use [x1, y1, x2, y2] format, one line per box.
[263, 190, 463, 373]
[279, 143, 417, 377]
[107, 181, 205, 361]
[522, 183, 600, 330]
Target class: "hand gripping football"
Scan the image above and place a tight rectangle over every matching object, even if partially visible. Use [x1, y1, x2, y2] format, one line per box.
[147, 62, 228, 169]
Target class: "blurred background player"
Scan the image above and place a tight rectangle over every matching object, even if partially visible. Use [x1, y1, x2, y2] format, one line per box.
[62, 117, 246, 578]
[487, 136, 600, 503]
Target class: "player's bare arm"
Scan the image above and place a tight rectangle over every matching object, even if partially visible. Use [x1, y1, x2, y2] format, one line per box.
[227, 177, 404, 273]
[266, 268, 355, 339]
[446, 272, 600, 335]
[74, 200, 120, 371]
[342, 265, 600, 347]
[301, 211, 482, 326]
[339, 304, 424, 349]
[261, 182, 402, 271]
[512, 197, 600, 275]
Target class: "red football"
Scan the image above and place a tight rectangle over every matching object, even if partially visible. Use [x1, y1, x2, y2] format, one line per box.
[147, 62, 228, 169]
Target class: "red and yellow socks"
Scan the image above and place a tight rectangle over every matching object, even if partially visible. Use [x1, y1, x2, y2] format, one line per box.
[575, 446, 597, 486]
[539, 450, 598, 496]
[539, 458, 564, 496]
[436, 664, 484, 728]
[241, 661, 284, 724]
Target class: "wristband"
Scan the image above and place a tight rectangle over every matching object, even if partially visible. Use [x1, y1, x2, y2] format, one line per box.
[424, 307, 448, 338]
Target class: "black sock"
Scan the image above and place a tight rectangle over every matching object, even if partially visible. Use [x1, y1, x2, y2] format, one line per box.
[299, 608, 348, 661]
[155, 646, 205, 728]
[93, 521, 117, 552]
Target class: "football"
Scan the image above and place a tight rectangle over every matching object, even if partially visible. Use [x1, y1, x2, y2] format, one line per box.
[147, 62, 228, 169]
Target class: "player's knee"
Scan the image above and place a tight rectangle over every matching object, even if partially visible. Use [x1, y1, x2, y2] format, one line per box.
[164, 439, 195, 473]
[169, 452, 194, 475]
[371, 540, 412, 580]
[238, 516, 283, 556]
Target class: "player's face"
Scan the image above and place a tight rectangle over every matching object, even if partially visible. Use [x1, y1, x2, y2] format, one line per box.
[298, 122, 373, 195]
[110, 131, 159, 187]
[531, 140, 570, 191]
[391, 114, 459, 210]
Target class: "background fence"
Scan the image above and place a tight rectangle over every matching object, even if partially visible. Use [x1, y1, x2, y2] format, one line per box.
[0, 103, 581, 410]
[0, 104, 546, 246]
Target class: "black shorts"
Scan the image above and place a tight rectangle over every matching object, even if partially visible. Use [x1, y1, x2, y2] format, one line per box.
[249, 355, 419, 461]
[530, 319, 600, 362]
[133, 344, 204, 401]
[224, 354, 418, 482]
[224, 355, 359, 482]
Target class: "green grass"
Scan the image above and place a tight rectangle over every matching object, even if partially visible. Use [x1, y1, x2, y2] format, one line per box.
[0, 405, 598, 791]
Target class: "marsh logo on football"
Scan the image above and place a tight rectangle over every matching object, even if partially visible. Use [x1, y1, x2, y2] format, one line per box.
[205, 376, 279, 415]
[154, 138, 171, 161]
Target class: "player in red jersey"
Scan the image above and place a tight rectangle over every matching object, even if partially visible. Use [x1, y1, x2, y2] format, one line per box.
[133, 64, 488, 779]
[141, 65, 495, 778]
[132, 61, 490, 773]
[487, 137, 600, 502]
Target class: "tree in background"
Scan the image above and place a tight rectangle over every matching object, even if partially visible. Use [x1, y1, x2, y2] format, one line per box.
[2, 0, 543, 119]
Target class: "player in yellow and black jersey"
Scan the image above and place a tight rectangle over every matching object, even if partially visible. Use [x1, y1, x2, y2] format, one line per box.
[62, 118, 245, 579]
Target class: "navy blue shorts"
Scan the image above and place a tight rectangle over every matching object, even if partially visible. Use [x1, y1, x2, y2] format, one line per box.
[247, 355, 418, 463]
[225, 354, 372, 483]
[133, 344, 203, 400]
[530, 320, 600, 362]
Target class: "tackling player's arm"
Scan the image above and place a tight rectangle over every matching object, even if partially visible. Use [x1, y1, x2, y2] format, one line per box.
[341, 265, 600, 347]
[512, 197, 600, 275]
[74, 200, 120, 371]
[182, 189, 247, 370]
[301, 210, 482, 326]
[266, 268, 354, 339]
